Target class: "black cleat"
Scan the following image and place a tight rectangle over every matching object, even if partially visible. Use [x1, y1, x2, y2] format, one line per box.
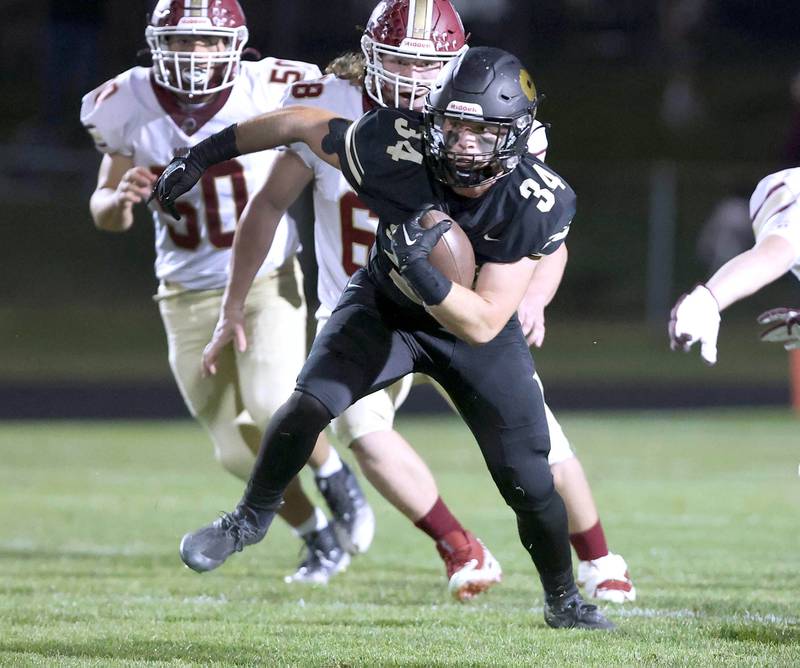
[179, 505, 270, 573]
[284, 524, 350, 584]
[315, 462, 375, 555]
[544, 591, 616, 630]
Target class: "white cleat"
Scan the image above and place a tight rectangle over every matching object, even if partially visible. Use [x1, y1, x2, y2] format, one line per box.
[284, 524, 350, 585]
[577, 552, 636, 603]
[316, 462, 375, 555]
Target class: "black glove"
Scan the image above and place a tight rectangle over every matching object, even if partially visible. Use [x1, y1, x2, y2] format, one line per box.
[390, 204, 451, 271]
[389, 204, 453, 306]
[148, 123, 240, 220]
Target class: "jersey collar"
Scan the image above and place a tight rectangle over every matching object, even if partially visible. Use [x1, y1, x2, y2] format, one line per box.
[361, 91, 377, 114]
[150, 72, 233, 137]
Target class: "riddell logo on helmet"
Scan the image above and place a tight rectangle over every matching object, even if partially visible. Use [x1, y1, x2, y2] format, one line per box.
[445, 101, 484, 115]
[177, 17, 213, 26]
[399, 38, 435, 50]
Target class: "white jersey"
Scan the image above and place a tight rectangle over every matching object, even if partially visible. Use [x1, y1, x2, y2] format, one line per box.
[81, 58, 321, 290]
[280, 75, 549, 315]
[750, 168, 800, 282]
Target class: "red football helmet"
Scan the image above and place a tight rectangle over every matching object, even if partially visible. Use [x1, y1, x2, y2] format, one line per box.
[361, 0, 468, 109]
[145, 0, 249, 97]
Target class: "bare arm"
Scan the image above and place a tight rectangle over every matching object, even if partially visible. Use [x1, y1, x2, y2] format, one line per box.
[152, 106, 344, 219]
[517, 244, 568, 346]
[202, 150, 313, 375]
[428, 256, 538, 346]
[669, 234, 797, 364]
[234, 107, 343, 170]
[706, 235, 797, 310]
[224, 150, 313, 311]
[89, 153, 156, 232]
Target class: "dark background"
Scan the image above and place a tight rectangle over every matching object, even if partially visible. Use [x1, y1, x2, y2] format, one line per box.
[1, 0, 799, 416]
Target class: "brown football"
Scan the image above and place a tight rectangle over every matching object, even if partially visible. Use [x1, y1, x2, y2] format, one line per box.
[419, 208, 476, 288]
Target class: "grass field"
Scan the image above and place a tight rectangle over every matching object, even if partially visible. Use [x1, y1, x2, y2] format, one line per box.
[1, 411, 798, 666]
[2, 304, 795, 387]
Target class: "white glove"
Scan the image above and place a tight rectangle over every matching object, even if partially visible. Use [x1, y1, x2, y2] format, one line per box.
[757, 307, 800, 350]
[668, 284, 721, 365]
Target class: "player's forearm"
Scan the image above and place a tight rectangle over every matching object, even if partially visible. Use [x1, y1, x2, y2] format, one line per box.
[222, 199, 283, 312]
[525, 244, 567, 309]
[233, 109, 303, 154]
[234, 107, 334, 155]
[705, 236, 796, 311]
[89, 188, 133, 232]
[428, 284, 509, 345]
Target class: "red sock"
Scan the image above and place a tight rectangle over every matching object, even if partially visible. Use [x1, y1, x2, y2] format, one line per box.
[414, 497, 463, 542]
[570, 520, 609, 561]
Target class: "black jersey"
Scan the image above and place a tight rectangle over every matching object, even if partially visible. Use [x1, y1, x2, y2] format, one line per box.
[332, 107, 575, 307]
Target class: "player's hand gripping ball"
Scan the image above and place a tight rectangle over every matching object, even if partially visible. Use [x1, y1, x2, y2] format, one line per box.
[418, 207, 476, 289]
[392, 204, 475, 288]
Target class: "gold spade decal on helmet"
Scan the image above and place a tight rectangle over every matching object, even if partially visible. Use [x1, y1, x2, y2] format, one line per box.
[519, 69, 536, 102]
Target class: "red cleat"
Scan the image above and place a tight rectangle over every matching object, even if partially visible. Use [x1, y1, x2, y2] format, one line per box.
[436, 530, 502, 602]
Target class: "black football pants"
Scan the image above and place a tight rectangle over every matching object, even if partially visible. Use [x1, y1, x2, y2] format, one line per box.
[243, 270, 573, 592]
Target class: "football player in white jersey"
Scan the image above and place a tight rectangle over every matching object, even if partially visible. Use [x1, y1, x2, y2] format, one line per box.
[203, 0, 634, 603]
[671, 168, 800, 360]
[80, 0, 374, 585]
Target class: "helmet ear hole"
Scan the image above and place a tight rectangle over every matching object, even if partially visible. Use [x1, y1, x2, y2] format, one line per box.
[241, 47, 261, 61]
[135, 47, 152, 67]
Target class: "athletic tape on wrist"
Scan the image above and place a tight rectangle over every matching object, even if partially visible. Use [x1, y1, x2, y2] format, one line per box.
[402, 259, 452, 306]
[192, 123, 240, 166]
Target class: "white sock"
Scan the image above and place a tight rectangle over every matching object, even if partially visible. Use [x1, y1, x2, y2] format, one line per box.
[293, 507, 328, 537]
[314, 447, 343, 478]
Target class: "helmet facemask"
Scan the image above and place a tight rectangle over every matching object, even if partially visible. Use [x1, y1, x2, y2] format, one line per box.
[361, 34, 466, 110]
[423, 110, 534, 188]
[146, 24, 248, 97]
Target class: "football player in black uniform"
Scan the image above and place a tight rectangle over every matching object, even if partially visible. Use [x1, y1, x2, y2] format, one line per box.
[151, 46, 614, 630]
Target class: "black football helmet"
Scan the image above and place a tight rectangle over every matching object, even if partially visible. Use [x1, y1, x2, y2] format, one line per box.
[422, 46, 538, 188]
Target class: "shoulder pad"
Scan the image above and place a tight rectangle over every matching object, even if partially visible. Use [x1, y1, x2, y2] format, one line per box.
[254, 57, 322, 86]
[279, 74, 360, 114]
[513, 159, 576, 255]
[527, 120, 548, 161]
[340, 108, 423, 189]
[79, 69, 140, 155]
[751, 168, 800, 234]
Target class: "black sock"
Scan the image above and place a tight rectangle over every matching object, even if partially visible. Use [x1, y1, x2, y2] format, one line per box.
[515, 492, 577, 598]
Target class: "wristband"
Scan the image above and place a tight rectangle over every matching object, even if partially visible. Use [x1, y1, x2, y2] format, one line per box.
[191, 123, 241, 166]
[402, 258, 452, 306]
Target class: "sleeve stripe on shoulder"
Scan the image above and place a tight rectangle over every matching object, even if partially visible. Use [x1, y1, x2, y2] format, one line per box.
[751, 182, 798, 232]
[751, 182, 786, 221]
[344, 119, 365, 187]
[540, 223, 571, 251]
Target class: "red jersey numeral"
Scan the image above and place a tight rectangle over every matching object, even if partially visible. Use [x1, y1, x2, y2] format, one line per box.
[339, 192, 377, 275]
[269, 68, 303, 85]
[151, 159, 248, 250]
[290, 82, 324, 99]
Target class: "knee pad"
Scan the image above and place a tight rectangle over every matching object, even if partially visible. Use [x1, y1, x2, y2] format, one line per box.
[487, 432, 556, 513]
[275, 391, 334, 435]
